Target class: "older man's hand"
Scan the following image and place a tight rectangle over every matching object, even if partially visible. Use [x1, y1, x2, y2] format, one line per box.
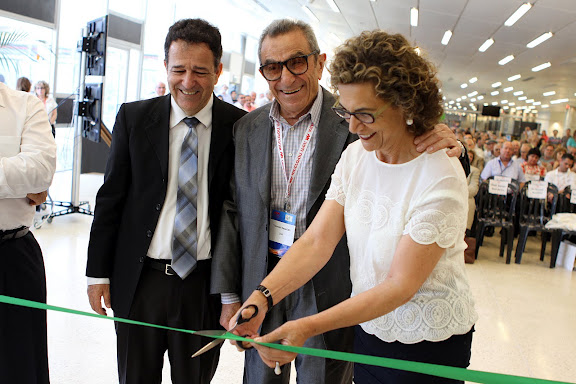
[414, 123, 462, 157]
[27, 191, 48, 206]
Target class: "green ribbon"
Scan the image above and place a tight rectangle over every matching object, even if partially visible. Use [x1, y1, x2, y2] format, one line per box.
[1, 295, 573, 384]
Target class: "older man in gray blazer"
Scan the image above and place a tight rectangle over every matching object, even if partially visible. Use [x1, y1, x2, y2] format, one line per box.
[211, 19, 463, 384]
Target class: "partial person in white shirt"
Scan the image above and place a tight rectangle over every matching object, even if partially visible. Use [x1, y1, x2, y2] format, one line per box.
[0, 82, 57, 384]
[545, 153, 576, 195]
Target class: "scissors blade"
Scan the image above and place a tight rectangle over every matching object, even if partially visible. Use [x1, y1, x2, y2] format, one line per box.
[191, 338, 225, 358]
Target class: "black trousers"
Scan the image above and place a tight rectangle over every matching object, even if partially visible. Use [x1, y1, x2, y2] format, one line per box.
[354, 325, 474, 384]
[115, 260, 221, 384]
[0, 232, 50, 384]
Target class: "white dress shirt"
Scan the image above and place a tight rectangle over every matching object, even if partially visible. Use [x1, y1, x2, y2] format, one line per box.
[545, 168, 576, 192]
[88, 96, 213, 285]
[0, 83, 57, 230]
[146, 96, 213, 261]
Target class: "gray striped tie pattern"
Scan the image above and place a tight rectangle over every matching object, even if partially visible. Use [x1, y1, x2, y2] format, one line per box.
[172, 117, 199, 279]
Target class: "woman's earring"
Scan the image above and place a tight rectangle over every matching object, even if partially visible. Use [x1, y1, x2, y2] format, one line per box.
[406, 118, 413, 125]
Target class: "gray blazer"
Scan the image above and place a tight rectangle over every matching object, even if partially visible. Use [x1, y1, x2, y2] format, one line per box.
[211, 87, 356, 352]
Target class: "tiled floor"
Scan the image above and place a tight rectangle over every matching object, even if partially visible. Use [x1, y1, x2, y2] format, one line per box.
[31, 171, 576, 384]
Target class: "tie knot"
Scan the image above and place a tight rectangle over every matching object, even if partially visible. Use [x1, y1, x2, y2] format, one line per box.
[183, 117, 199, 129]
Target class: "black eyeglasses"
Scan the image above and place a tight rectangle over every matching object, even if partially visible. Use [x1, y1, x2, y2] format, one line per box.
[259, 50, 319, 81]
[331, 100, 390, 124]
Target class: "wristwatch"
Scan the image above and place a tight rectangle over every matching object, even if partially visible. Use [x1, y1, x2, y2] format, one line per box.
[256, 285, 274, 312]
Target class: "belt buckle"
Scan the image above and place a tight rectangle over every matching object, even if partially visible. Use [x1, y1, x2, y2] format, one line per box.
[165, 264, 174, 276]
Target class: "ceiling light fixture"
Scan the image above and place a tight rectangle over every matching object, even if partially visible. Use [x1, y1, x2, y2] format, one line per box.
[503, 87, 513, 92]
[469, 77, 478, 83]
[461, 83, 468, 88]
[468, 91, 478, 97]
[411, 7, 419, 26]
[527, 32, 553, 48]
[533, 101, 541, 105]
[326, 0, 341, 13]
[478, 38, 494, 52]
[513, 91, 524, 96]
[518, 96, 527, 100]
[492, 102, 498, 106]
[302, 5, 320, 22]
[504, 3, 532, 27]
[501, 100, 508, 104]
[441, 30, 452, 45]
[541, 104, 549, 108]
[491, 91, 500, 96]
[478, 95, 484, 100]
[542, 91, 556, 96]
[532, 62, 551, 72]
[526, 99, 534, 103]
[499, 55, 515, 65]
[551, 98, 569, 104]
[508, 74, 521, 81]
[492, 82, 502, 88]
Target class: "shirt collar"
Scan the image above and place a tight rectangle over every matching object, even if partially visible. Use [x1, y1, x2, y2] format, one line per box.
[169, 94, 214, 129]
[269, 88, 323, 128]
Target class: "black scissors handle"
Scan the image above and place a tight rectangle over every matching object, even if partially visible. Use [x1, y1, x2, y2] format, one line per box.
[236, 304, 259, 325]
[234, 304, 259, 350]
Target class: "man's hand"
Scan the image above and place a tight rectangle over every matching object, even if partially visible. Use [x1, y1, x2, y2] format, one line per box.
[27, 191, 48, 206]
[228, 303, 267, 351]
[414, 123, 462, 157]
[220, 302, 242, 330]
[88, 284, 111, 316]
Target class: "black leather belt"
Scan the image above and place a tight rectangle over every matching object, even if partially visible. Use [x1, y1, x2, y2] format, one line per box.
[0, 226, 30, 243]
[144, 257, 176, 276]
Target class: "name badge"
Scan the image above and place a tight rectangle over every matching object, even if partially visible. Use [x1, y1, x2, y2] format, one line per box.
[269, 209, 296, 257]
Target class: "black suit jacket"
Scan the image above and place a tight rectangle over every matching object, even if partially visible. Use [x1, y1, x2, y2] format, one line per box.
[86, 94, 246, 318]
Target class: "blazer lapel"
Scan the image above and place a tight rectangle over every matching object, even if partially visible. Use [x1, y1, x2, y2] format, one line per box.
[143, 95, 171, 180]
[249, 107, 273, 208]
[307, 88, 350, 213]
[209, 96, 232, 187]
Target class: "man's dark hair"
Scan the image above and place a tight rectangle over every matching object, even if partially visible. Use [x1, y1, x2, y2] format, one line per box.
[164, 18, 222, 69]
[527, 147, 541, 158]
[562, 153, 574, 161]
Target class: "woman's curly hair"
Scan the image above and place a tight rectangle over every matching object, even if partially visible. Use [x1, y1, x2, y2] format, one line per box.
[330, 30, 443, 136]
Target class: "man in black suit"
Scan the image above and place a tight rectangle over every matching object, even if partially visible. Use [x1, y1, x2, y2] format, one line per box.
[86, 19, 246, 384]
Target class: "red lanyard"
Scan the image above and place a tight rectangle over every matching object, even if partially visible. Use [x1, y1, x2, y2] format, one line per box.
[274, 120, 315, 209]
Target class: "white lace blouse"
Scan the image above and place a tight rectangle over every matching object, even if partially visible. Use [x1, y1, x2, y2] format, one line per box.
[326, 141, 478, 344]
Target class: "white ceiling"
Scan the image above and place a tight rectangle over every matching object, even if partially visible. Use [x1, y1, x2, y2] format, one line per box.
[251, 0, 576, 115]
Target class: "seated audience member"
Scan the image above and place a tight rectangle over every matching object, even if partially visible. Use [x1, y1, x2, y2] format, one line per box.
[16, 77, 32, 92]
[521, 148, 546, 181]
[517, 143, 531, 164]
[484, 139, 497, 162]
[545, 154, 576, 194]
[511, 140, 521, 159]
[466, 138, 484, 170]
[540, 144, 556, 171]
[553, 147, 567, 169]
[541, 130, 549, 142]
[467, 150, 480, 231]
[567, 131, 576, 155]
[481, 141, 526, 184]
[562, 129, 572, 147]
[548, 129, 562, 146]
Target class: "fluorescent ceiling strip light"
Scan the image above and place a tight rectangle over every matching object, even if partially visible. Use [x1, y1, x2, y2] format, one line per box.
[551, 98, 569, 104]
[505, 3, 532, 27]
[492, 82, 502, 88]
[503, 106, 510, 109]
[448, 100, 454, 104]
[508, 74, 521, 81]
[441, 30, 452, 45]
[499, 55, 515, 65]
[501, 100, 508, 104]
[469, 77, 478, 83]
[513, 91, 524, 96]
[509, 102, 515, 106]
[542, 104, 549, 108]
[470, 98, 476, 102]
[533, 101, 541, 105]
[542, 91, 556, 96]
[527, 32, 553, 48]
[326, 0, 341, 13]
[492, 102, 498, 105]
[462, 96, 467, 99]
[411, 7, 419, 26]
[461, 83, 468, 88]
[518, 96, 527, 100]
[491, 91, 500, 96]
[468, 91, 478, 97]
[503, 87, 513, 92]
[302, 5, 320, 22]
[526, 99, 534, 103]
[532, 62, 551, 72]
[477, 95, 484, 100]
[478, 38, 494, 52]
[456, 98, 461, 102]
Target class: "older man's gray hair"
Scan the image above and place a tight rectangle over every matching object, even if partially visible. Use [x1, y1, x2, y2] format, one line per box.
[258, 19, 320, 63]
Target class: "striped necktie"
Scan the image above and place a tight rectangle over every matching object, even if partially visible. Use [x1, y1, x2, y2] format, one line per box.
[172, 117, 199, 279]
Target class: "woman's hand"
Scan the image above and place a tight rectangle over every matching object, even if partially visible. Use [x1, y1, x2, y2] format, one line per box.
[252, 320, 311, 368]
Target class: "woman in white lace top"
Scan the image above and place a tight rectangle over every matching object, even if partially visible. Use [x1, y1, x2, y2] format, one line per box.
[234, 31, 477, 383]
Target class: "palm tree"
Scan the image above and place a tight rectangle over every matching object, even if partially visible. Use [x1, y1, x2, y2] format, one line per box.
[0, 31, 28, 74]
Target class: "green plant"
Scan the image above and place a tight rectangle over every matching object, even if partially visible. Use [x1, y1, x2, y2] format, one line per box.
[0, 31, 28, 73]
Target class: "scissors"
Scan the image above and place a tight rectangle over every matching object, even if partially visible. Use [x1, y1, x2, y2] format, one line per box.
[191, 304, 259, 358]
